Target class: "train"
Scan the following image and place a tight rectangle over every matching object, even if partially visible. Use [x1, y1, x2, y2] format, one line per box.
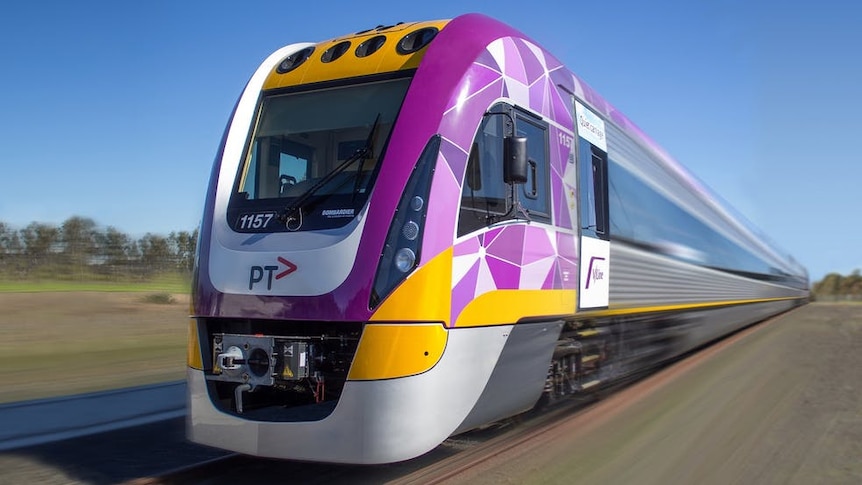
[186, 13, 809, 464]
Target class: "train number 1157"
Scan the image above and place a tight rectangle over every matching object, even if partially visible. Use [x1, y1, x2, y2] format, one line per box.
[238, 212, 275, 230]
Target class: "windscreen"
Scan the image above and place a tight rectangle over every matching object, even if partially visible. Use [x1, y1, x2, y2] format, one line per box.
[230, 77, 411, 232]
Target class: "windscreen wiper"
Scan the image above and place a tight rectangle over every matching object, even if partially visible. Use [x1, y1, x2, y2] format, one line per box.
[352, 113, 381, 198]
[278, 113, 381, 230]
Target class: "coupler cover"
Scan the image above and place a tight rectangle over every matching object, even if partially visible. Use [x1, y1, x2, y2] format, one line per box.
[209, 334, 310, 387]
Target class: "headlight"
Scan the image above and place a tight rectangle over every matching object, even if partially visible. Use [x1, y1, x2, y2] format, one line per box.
[395, 248, 416, 272]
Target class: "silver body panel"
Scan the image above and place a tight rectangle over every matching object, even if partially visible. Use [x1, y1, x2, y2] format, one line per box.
[454, 320, 563, 434]
[611, 243, 807, 305]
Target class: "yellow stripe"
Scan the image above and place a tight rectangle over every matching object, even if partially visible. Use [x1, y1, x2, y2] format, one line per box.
[578, 296, 803, 319]
[187, 318, 203, 370]
[455, 289, 577, 327]
[348, 323, 447, 380]
[453, 293, 802, 328]
[370, 247, 452, 324]
[263, 20, 450, 91]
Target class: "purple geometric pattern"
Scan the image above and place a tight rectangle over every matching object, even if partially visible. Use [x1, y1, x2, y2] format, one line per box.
[435, 37, 581, 326]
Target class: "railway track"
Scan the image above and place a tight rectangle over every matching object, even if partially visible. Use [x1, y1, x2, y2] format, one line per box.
[395, 309, 792, 484]
[125, 398, 602, 485]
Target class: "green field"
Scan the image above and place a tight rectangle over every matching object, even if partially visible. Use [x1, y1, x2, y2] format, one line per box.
[0, 289, 190, 403]
[0, 273, 191, 293]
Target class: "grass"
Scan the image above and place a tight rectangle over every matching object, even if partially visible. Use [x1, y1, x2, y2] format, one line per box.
[1, 341, 188, 403]
[0, 273, 191, 293]
[0, 291, 190, 403]
[141, 292, 176, 304]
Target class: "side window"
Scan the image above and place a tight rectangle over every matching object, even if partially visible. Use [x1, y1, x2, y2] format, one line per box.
[515, 115, 550, 219]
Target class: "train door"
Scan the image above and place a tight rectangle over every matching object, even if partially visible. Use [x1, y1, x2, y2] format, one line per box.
[575, 101, 610, 310]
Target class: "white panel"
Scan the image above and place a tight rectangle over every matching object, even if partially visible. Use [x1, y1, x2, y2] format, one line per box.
[575, 101, 607, 151]
[208, 212, 366, 296]
[579, 236, 610, 308]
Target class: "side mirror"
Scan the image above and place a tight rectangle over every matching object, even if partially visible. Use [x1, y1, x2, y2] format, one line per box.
[503, 136, 527, 184]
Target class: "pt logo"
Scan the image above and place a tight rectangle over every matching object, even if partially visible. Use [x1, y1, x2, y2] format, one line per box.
[249, 257, 298, 290]
[585, 256, 606, 290]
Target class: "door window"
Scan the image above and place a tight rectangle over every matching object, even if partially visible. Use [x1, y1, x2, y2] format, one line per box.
[516, 115, 549, 218]
[578, 138, 609, 239]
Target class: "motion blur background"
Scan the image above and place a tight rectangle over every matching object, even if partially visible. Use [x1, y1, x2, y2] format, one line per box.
[0, 6, 859, 484]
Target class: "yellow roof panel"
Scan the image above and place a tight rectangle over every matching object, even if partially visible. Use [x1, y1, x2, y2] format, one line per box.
[263, 19, 449, 90]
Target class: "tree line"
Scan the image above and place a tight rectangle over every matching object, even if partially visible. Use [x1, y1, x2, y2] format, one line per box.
[0, 216, 197, 281]
[811, 270, 862, 301]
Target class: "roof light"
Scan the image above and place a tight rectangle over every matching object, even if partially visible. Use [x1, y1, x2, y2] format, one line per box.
[355, 36, 386, 58]
[396, 27, 438, 55]
[276, 47, 315, 74]
[321, 41, 351, 63]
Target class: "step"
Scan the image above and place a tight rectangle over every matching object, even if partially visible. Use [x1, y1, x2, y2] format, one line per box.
[581, 354, 601, 364]
[581, 379, 601, 390]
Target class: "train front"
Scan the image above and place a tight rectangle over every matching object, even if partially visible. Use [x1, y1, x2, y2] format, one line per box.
[187, 19, 464, 464]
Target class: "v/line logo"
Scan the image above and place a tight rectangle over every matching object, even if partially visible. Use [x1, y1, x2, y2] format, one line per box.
[585, 256, 606, 290]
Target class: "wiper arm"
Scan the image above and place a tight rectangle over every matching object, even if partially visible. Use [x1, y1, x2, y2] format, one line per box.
[278, 114, 381, 230]
[277, 149, 368, 230]
[353, 113, 381, 198]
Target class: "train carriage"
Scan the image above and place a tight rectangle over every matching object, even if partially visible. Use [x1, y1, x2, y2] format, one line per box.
[186, 13, 808, 464]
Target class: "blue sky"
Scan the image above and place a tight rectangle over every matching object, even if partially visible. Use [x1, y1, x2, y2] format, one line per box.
[0, 0, 859, 282]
